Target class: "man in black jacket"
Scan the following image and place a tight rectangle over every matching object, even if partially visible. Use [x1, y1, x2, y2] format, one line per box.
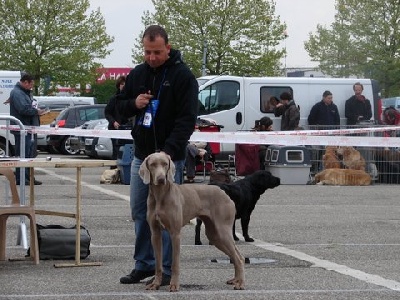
[345, 82, 372, 126]
[308, 90, 340, 129]
[118, 25, 198, 286]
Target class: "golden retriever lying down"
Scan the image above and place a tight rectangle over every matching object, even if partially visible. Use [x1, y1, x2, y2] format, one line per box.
[322, 146, 341, 169]
[100, 169, 120, 184]
[315, 168, 371, 186]
[336, 146, 366, 171]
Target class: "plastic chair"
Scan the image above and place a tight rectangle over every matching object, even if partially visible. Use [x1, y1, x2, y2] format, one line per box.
[0, 168, 39, 264]
[195, 124, 222, 181]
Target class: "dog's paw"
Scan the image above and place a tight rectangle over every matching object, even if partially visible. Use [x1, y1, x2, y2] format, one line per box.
[244, 236, 254, 242]
[233, 235, 239, 241]
[227, 278, 245, 290]
[145, 283, 160, 290]
[195, 240, 202, 245]
[169, 283, 179, 292]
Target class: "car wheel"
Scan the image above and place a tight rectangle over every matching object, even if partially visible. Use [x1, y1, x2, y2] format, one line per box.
[60, 136, 81, 155]
[0, 139, 14, 156]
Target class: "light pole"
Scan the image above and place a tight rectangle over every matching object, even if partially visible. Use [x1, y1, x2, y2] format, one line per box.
[283, 30, 289, 76]
[201, 40, 208, 77]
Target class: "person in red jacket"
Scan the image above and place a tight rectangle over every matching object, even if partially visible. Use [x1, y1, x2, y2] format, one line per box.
[382, 106, 400, 137]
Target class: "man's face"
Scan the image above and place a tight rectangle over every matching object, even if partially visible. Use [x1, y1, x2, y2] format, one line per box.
[143, 35, 171, 68]
[323, 95, 333, 105]
[21, 80, 34, 91]
[353, 84, 363, 96]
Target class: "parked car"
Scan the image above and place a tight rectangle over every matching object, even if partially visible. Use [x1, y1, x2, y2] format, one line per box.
[37, 124, 57, 153]
[80, 119, 109, 158]
[85, 119, 132, 160]
[47, 104, 106, 155]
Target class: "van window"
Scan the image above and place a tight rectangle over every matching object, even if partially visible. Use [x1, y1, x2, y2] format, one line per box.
[198, 81, 240, 115]
[260, 86, 293, 113]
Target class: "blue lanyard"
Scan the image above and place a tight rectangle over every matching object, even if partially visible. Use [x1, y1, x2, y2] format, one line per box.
[156, 68, 167, 100]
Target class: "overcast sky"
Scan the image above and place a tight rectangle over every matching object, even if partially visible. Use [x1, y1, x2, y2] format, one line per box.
[89, 0, 336, 68]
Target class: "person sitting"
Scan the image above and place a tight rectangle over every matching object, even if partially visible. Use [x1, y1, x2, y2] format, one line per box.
[184, 117, 217, 183]
[382, 106, 400, 137]
[184, 139, 211, 183]
[253, 116, 273, 169]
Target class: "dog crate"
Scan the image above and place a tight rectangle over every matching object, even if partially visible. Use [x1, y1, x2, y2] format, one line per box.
[117, 144, 134, 185]
[265, 145, 311, 185]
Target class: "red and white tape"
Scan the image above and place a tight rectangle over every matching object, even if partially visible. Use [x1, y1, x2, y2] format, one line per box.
[1, 125, 400, 147]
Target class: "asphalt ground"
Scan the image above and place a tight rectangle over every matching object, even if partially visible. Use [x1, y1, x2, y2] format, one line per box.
[1, 153, 400, 299]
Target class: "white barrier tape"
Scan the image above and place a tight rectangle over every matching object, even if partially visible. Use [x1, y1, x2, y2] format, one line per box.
[1, 125, 400, 147]
[191, 131, 400, 147]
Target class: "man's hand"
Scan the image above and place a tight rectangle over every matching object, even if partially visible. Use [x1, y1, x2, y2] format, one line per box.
[135, 92, 153, 109]
[113, 121, 120, 129]
[37, 108, 48, 116]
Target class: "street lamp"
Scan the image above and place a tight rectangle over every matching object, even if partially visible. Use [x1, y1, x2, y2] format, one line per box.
[283, 30, 289, 76]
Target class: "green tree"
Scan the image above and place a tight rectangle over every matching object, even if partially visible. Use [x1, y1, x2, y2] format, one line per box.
[0, 0, 114, 95]
[132, 0, 287, 77]
[305, 0, 400, 97]
[88, 79, 117, 104]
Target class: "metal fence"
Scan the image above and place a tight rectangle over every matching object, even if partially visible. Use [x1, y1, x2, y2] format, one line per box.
[305, 124, 400, 184]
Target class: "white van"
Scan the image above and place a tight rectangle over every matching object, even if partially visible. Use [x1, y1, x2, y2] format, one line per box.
[197, 75, 381, 155]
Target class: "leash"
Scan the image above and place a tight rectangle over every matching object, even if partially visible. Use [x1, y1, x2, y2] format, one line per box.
[150, 68, 167, 153]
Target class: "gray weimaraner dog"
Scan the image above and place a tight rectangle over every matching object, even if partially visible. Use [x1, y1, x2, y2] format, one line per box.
[139, 152, 245, 292]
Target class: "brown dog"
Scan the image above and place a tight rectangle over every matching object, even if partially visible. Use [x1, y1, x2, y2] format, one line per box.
[322, 146, 341, 169]
[336, 146, 366, 171]
[315, 168, 371, 186]
[139, 152, 245, 292]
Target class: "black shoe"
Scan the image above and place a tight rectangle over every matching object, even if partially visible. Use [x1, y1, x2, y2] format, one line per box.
[120, 269, 155, 284]
[145, 273, 171, 287]
[16, 180, 42, 186]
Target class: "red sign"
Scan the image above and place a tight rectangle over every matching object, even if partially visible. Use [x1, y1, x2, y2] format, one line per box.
[96, 67, 133, 82]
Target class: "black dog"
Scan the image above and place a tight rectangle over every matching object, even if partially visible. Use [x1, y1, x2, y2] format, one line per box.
[195, 170, 280, 244]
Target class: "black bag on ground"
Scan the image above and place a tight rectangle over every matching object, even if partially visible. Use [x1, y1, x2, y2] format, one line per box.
[209, 168, 232, 184]
[28, 224, 91, 260]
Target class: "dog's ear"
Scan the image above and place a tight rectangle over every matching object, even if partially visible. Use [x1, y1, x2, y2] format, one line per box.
[139, 156, 151, 184]
[167, 156, 176, 183]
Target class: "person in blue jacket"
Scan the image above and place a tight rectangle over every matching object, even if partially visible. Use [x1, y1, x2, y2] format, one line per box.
[9, 73, 46, 185]
[308, 90, 340, 129]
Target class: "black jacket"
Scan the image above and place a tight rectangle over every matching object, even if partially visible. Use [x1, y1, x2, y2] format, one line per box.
[274, 100, 300, 130]
[118, 49, 198, 160]
[308, 100, 340, 126]
[105, 94, 130, 130]
[345, 95, 372, 125]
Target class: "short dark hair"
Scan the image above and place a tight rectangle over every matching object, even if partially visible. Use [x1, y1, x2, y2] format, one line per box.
[142, 25, 168, 44]
[280, 91, 292, 101]
[20, 73, 33, 82]
[323, 90, 332, 97]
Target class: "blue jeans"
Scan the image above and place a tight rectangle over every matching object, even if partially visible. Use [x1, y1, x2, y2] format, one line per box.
[13, 133, 37, 183]
[130, 156, 184, 275]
